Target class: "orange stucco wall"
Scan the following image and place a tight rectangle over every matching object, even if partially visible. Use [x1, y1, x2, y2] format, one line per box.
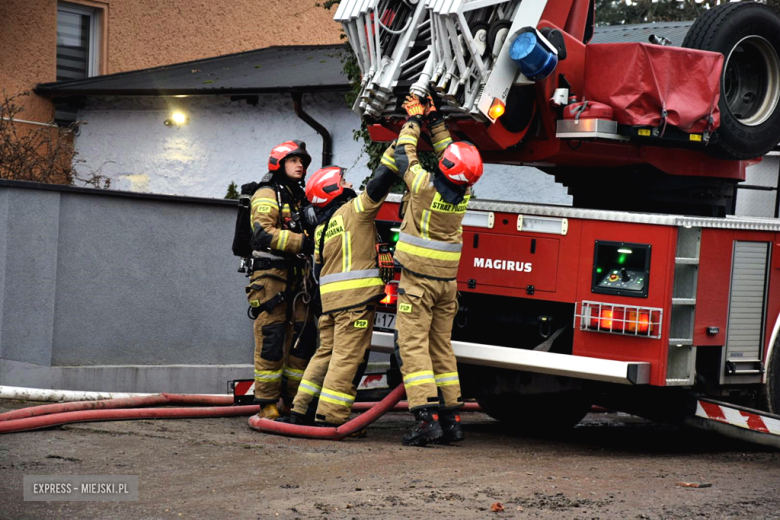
[0, 0, 59, 122]
[0, 0, 343, 125]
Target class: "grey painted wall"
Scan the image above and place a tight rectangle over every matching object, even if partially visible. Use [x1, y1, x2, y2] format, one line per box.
[0, 181, 256, 392]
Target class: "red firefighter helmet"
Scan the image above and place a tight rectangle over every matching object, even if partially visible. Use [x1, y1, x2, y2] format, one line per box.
[268, 140, 312, 172]
[439, 141, 484, 186]
[305, 166, 345, 208]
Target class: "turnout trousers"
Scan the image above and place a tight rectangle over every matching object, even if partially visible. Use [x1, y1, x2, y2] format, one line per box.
[248, 273, 317, 404]
[292, 305, 375, 424]
[395, 269, 463, 411]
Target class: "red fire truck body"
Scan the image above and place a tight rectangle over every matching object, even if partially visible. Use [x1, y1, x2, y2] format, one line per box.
[330, 0, 780, 444]
[371, 198, 780, 444]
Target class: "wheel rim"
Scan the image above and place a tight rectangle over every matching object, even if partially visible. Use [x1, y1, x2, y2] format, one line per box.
[723, 36, 780, 127]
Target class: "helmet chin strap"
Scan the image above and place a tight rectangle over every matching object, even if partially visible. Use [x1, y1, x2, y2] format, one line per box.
[433, 173, 468, 205]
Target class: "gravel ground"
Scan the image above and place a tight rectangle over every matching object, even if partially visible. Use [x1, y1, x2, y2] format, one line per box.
[1, 400, 779, 519]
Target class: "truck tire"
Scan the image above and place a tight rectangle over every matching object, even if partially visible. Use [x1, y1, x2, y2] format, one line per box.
[476, 393, 591, 433]
[682, 2, 780, 160]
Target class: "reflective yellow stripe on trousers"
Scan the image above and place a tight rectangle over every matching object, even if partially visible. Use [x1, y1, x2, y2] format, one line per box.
[298, 379, 322, 397]
[435, 372, 459, 387]
[254, 370, 282, 381]
[283, 366, 304, 381]
[403, 370, 435, 387]
[319, 387, 356, 408]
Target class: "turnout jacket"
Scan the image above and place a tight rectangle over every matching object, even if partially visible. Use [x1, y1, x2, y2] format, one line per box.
[392, 117, 470, 280]
[250, 178, 307, 279]
[315, 154, 398, 314]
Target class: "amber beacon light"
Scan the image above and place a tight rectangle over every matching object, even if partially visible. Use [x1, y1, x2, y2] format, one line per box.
[488, 98, 506, 120]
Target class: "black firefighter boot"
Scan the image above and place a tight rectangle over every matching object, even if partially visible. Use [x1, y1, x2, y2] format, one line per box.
[435, 408, 465, 444]
[402, 408, 443, 447]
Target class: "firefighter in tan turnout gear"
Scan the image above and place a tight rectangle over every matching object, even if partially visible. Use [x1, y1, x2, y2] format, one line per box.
[393, 94, 484, 446]
[247, 140, 317, 420]
[282, 161, 398, 426]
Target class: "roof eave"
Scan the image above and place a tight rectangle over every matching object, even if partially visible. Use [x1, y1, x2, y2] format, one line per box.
[34, 84, 352, 98]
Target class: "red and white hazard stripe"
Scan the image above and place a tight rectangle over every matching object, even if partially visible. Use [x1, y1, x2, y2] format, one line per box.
[233, 380, 254, 397]
[696, 400, 780, 436]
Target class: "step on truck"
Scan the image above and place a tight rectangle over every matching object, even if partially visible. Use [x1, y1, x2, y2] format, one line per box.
[332, 0, 780, 447]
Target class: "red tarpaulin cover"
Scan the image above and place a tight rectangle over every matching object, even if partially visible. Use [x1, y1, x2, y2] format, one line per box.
[583, 43, 723, 133]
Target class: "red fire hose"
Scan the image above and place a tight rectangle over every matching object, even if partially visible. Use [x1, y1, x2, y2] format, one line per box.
[0, 389, 482, 435]
[0, 404, 259, 434]
[0, 394, 234, 423]
[248, 384, 407, 440]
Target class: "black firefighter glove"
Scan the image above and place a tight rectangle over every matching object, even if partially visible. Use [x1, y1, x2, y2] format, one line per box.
[301, 236, 315, 256]
[376, 243, 395, 284]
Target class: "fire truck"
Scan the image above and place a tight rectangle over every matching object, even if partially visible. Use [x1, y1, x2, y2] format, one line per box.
[334, 0, 780, 447]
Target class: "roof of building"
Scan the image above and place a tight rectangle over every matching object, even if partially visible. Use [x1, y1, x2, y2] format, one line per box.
[590, 21, 693, 46]
[36, 22, 695, 97]
[36, 44, 351, 97]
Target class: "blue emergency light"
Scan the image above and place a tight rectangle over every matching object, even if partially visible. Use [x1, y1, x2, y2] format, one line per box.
[509, 29, 558, 81]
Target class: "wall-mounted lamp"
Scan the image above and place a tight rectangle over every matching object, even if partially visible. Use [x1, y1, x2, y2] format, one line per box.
[164, 111, 188, 127]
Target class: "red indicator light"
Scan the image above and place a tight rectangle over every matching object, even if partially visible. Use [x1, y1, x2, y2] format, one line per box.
[380, 283, 398, 305]
[599, 309, 613, 330]
[581, 302, 659, 338]
[627, 311, 651, 334]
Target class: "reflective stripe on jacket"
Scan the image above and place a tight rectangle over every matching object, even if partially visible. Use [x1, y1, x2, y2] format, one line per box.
[392, 118, 470, 280]
[315, 190, 387, 313]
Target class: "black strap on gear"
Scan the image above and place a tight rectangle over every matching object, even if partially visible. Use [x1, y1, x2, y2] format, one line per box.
[247, 292, 286, 320]
[251, 258, 289, 271]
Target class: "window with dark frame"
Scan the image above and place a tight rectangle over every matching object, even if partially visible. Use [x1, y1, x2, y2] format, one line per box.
[56, 2, 101, 81]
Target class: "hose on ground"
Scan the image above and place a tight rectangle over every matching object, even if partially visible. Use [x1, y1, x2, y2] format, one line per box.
[248, 384, 407, 440]
[0, 393, 235, 423]
[0, 388, 482, 435]
[0, 404, 259, 434]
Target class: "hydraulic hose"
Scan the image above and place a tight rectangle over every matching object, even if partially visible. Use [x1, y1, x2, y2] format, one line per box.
[249, 384, 407, 440]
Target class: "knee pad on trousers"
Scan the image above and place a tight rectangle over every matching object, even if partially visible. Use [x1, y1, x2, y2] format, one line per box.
[290, 321, 317, 360]
[260, 322, 286, 362]
[393, 329, 404, 368]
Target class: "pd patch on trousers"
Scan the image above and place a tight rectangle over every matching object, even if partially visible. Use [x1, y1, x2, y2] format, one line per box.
[260, 323, 285, 362]
[354, 319, 368, 329]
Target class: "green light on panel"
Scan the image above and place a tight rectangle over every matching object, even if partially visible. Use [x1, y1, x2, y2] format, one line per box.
[392, 232, 400, 243]
[596, 267, 603, 274]
[618, 254, 626, 265]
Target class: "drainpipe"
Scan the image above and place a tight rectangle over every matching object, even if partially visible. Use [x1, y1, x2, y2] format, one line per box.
[291, 91, 333, 167]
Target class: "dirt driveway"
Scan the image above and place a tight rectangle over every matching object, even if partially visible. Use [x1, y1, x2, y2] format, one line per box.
[1, 401, 779, 519]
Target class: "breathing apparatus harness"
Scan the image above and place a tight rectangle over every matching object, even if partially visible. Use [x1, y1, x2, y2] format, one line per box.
[242, 172, 316, 322]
